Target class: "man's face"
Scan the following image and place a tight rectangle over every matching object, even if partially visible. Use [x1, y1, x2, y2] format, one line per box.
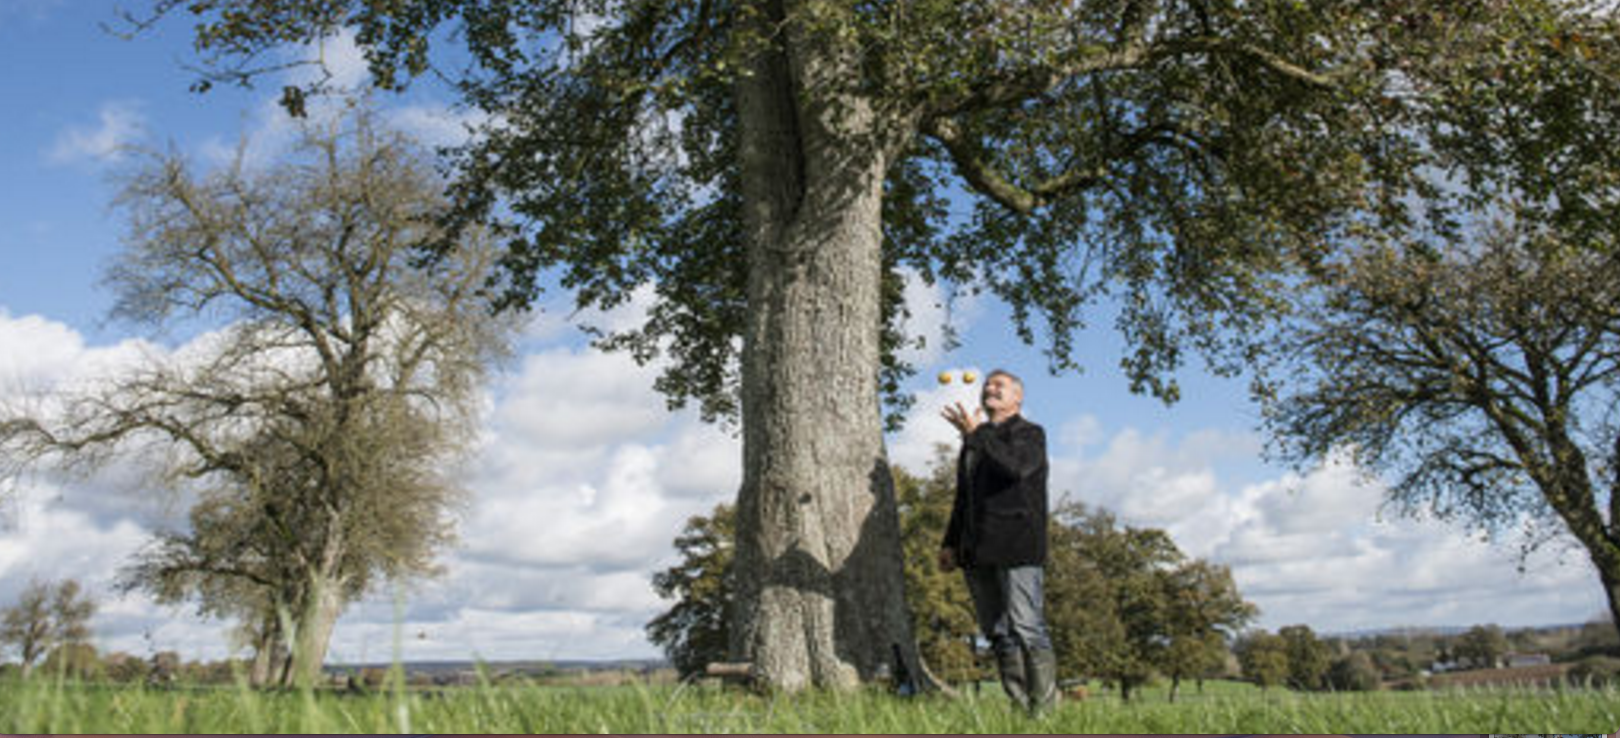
[981, 373, 1022, 416]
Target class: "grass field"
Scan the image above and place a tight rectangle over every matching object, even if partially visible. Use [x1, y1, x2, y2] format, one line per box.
[2, 676, 1615, 733]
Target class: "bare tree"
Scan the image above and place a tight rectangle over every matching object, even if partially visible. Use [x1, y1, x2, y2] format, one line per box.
[0, 100, 514, 687]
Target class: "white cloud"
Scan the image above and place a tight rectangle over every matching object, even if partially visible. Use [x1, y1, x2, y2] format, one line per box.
[0, 309, 87, 388]
[47, 101, 146, 165]
[489, 346, 668, 451]
[1052, 424, 1608, 633]
[895, 268, 981, 370]
[388, 104, 488, 149]
[349, 339, 739, 659]
[1052, 423, 1261, 540]
[656, 421, 741, 500]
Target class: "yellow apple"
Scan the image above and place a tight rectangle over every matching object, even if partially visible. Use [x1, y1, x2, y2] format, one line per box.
[937, 371, 953, 384]
[963, 370, 978, 384]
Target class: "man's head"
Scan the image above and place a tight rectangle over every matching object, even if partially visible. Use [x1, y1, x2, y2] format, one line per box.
[980, 369, 1024, 418]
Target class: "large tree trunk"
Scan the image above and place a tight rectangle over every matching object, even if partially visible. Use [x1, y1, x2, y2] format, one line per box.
[1532, 432, 1620, 646]
[1599, 568, 1620, 646]
[287, 567, 346, 688]
[728, 0, 926, 692]
[249, 618, 275, 687]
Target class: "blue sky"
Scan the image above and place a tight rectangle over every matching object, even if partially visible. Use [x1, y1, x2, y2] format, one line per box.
[0, 1, 1607, 664]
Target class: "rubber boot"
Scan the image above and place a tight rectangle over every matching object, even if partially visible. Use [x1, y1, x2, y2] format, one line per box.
[994, 646, 1029, 710]
[1026, 647, 1059, 716]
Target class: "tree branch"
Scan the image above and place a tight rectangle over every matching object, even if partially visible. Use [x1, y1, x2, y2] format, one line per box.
[1159, 37, 1336, 90]
[923, 115, 1201, 215]
[926, 45, 1152, 118]
[926, 31, 1335, 121]
[920, 117, 1108, 215]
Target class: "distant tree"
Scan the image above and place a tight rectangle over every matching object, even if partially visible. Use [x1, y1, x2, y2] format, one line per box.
[1567, 655, 1620, 687]
[2, 103, 515, 688]
[148, 650, 182, 685]
[1236, 630, 1289, 691]
[0, 578, 97, 679]
[1364, 644, 1419, 682]
[1575, 614, 1620, 657]
[1455, 624, 1510, 669]
[1160, 559, 1256, 701]
[359, 666, 388, 690]
[647, 504, 736, 680]
[1326, 650, 1381, 692]
[0, 581, 51, 679]
[1049, 502, 1176, 702]
[102, 651, 149, 683]
[41, 642, 102, 680]
[1044, 505, 1123, 689]
[1279, 624, 1331, 691]
[1048, 501, 1255, 702]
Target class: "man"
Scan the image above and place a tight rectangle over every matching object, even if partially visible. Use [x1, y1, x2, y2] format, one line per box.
[939, 368, 1056, 715]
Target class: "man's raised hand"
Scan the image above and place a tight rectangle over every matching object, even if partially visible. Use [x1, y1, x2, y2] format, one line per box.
[941, 401, 984, 437]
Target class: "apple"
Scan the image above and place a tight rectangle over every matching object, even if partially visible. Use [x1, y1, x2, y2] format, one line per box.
[963, 370, 978, 384]
[938, 371, 953, 384]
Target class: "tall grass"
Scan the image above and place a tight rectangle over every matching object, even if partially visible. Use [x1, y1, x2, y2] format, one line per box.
[2, 675, 1615, 733]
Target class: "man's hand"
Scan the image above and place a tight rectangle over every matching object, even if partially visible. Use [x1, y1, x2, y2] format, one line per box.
[941, 401, 984, 437]
[937, 547, 958, 573]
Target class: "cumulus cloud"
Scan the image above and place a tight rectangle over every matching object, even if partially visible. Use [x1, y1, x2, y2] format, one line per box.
[388, 104, 489, 149]
[47, 101, 146, 165]
[1052, 424, 1607, 633]
[894, 267, 981, 370]
[1050, 421, 1261, 545]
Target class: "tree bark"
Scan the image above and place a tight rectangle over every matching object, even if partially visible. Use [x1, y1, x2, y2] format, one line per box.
[250, 622, 274, 687]
[728, 0, 926, 692]
[288, 567, 346, 688]
[1533, 431, 1620, 645]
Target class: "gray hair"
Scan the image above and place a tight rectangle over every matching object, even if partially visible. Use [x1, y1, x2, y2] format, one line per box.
[985, 368, 1023, 392]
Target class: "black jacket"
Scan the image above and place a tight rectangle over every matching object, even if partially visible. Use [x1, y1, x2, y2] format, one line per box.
[942, 414, 1049, 568]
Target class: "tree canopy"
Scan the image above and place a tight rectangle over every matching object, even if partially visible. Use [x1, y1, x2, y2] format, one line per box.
[137, 0, 1455, 419]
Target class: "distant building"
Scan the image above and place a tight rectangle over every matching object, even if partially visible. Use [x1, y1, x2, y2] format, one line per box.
[1428, 659, 1463, 674]
[1504, 652, 1551, 668]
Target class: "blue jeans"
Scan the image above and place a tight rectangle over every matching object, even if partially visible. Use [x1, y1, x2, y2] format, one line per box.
[963, 564, 1052, 654]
